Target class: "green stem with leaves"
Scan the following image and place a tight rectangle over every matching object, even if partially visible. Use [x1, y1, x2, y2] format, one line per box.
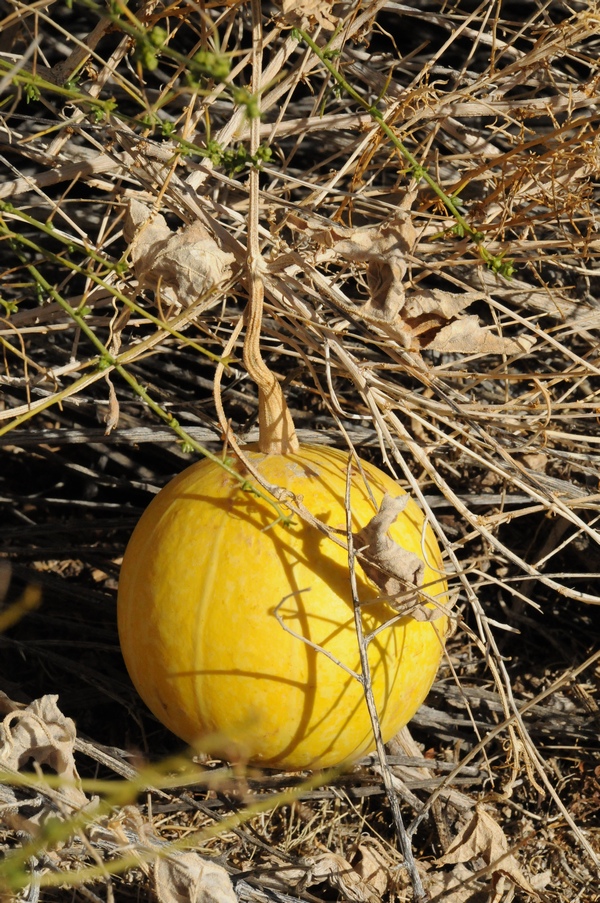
[0, 219, 292, 525]
[296, 28, 514, 278]
[0, 759, 341, 893]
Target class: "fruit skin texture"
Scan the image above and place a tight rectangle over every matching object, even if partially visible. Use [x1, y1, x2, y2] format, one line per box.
[118, 445, 447, 770]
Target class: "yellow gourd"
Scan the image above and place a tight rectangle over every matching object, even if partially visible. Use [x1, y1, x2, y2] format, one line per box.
[118, 443, 447, 770]
[119, 135, 447, 768]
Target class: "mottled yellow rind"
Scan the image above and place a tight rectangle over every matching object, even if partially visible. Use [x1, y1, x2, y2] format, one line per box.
[118, 445, 448, 769]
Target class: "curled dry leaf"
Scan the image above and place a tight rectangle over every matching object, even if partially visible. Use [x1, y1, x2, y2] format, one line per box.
[354, 493, 445, 619]
[290, 215, 535, 354]
[124, 199, 235, 308]
[306, 214, 416, 334]
[353, 838, 396, 897]
[0, 692, 88, 810]
[304, 850, 380, 903]
[355, 493, 422, 600]
[425, 310, 535, 355]
[276, 0, 339, 31]
[237, 859, 308, 892]
[154, 851, 237, 903]
[111, 806, 237, 903]
[423, 861, 480, 903]
[437, 805, 540, 901]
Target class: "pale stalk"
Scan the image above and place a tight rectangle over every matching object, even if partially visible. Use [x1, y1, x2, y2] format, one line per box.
[243, 0, 298, 455]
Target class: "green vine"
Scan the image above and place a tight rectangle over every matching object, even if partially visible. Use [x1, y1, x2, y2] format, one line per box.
[0, 214, 292, 527]
[0, 759, 341, 893]
[295, 28, 515, 278]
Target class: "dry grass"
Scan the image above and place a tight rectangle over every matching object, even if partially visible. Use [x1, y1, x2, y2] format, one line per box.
[1, 0, 600, 900]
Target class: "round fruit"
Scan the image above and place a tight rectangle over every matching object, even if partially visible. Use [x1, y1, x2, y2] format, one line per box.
[117, 444, 447, 769]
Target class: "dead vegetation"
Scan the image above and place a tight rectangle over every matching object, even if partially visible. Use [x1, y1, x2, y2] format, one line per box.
[1, 0, 599, 900]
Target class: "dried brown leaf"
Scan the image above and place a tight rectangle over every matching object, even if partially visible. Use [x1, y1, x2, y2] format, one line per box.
[424, 861, 480, 903]
[309, 215, 416, 262]
[425, 313, 535, 355]
[124, 200, 234, 308]
[292, 216, 533, 354]
[305, 850, 380, 903]
[277, 0, 339, 31]
[353, 839, 395, 896]
[308, 214, 415, 325]
[403, 288, 475, 322]
[105, 808, 237, 903]
[354, 493, 444, 618]
[154, 851, 237, 903]
[437, 805, 539, 900]
[0, 692, 88, 810]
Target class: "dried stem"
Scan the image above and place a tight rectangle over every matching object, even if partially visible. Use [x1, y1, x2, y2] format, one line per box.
[243, 0, 298, 455]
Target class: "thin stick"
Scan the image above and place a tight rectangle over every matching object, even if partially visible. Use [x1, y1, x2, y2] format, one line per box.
[344, 465, 427, 902]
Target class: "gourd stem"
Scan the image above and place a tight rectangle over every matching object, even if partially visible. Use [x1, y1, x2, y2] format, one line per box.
[244, 0, 299, 456]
